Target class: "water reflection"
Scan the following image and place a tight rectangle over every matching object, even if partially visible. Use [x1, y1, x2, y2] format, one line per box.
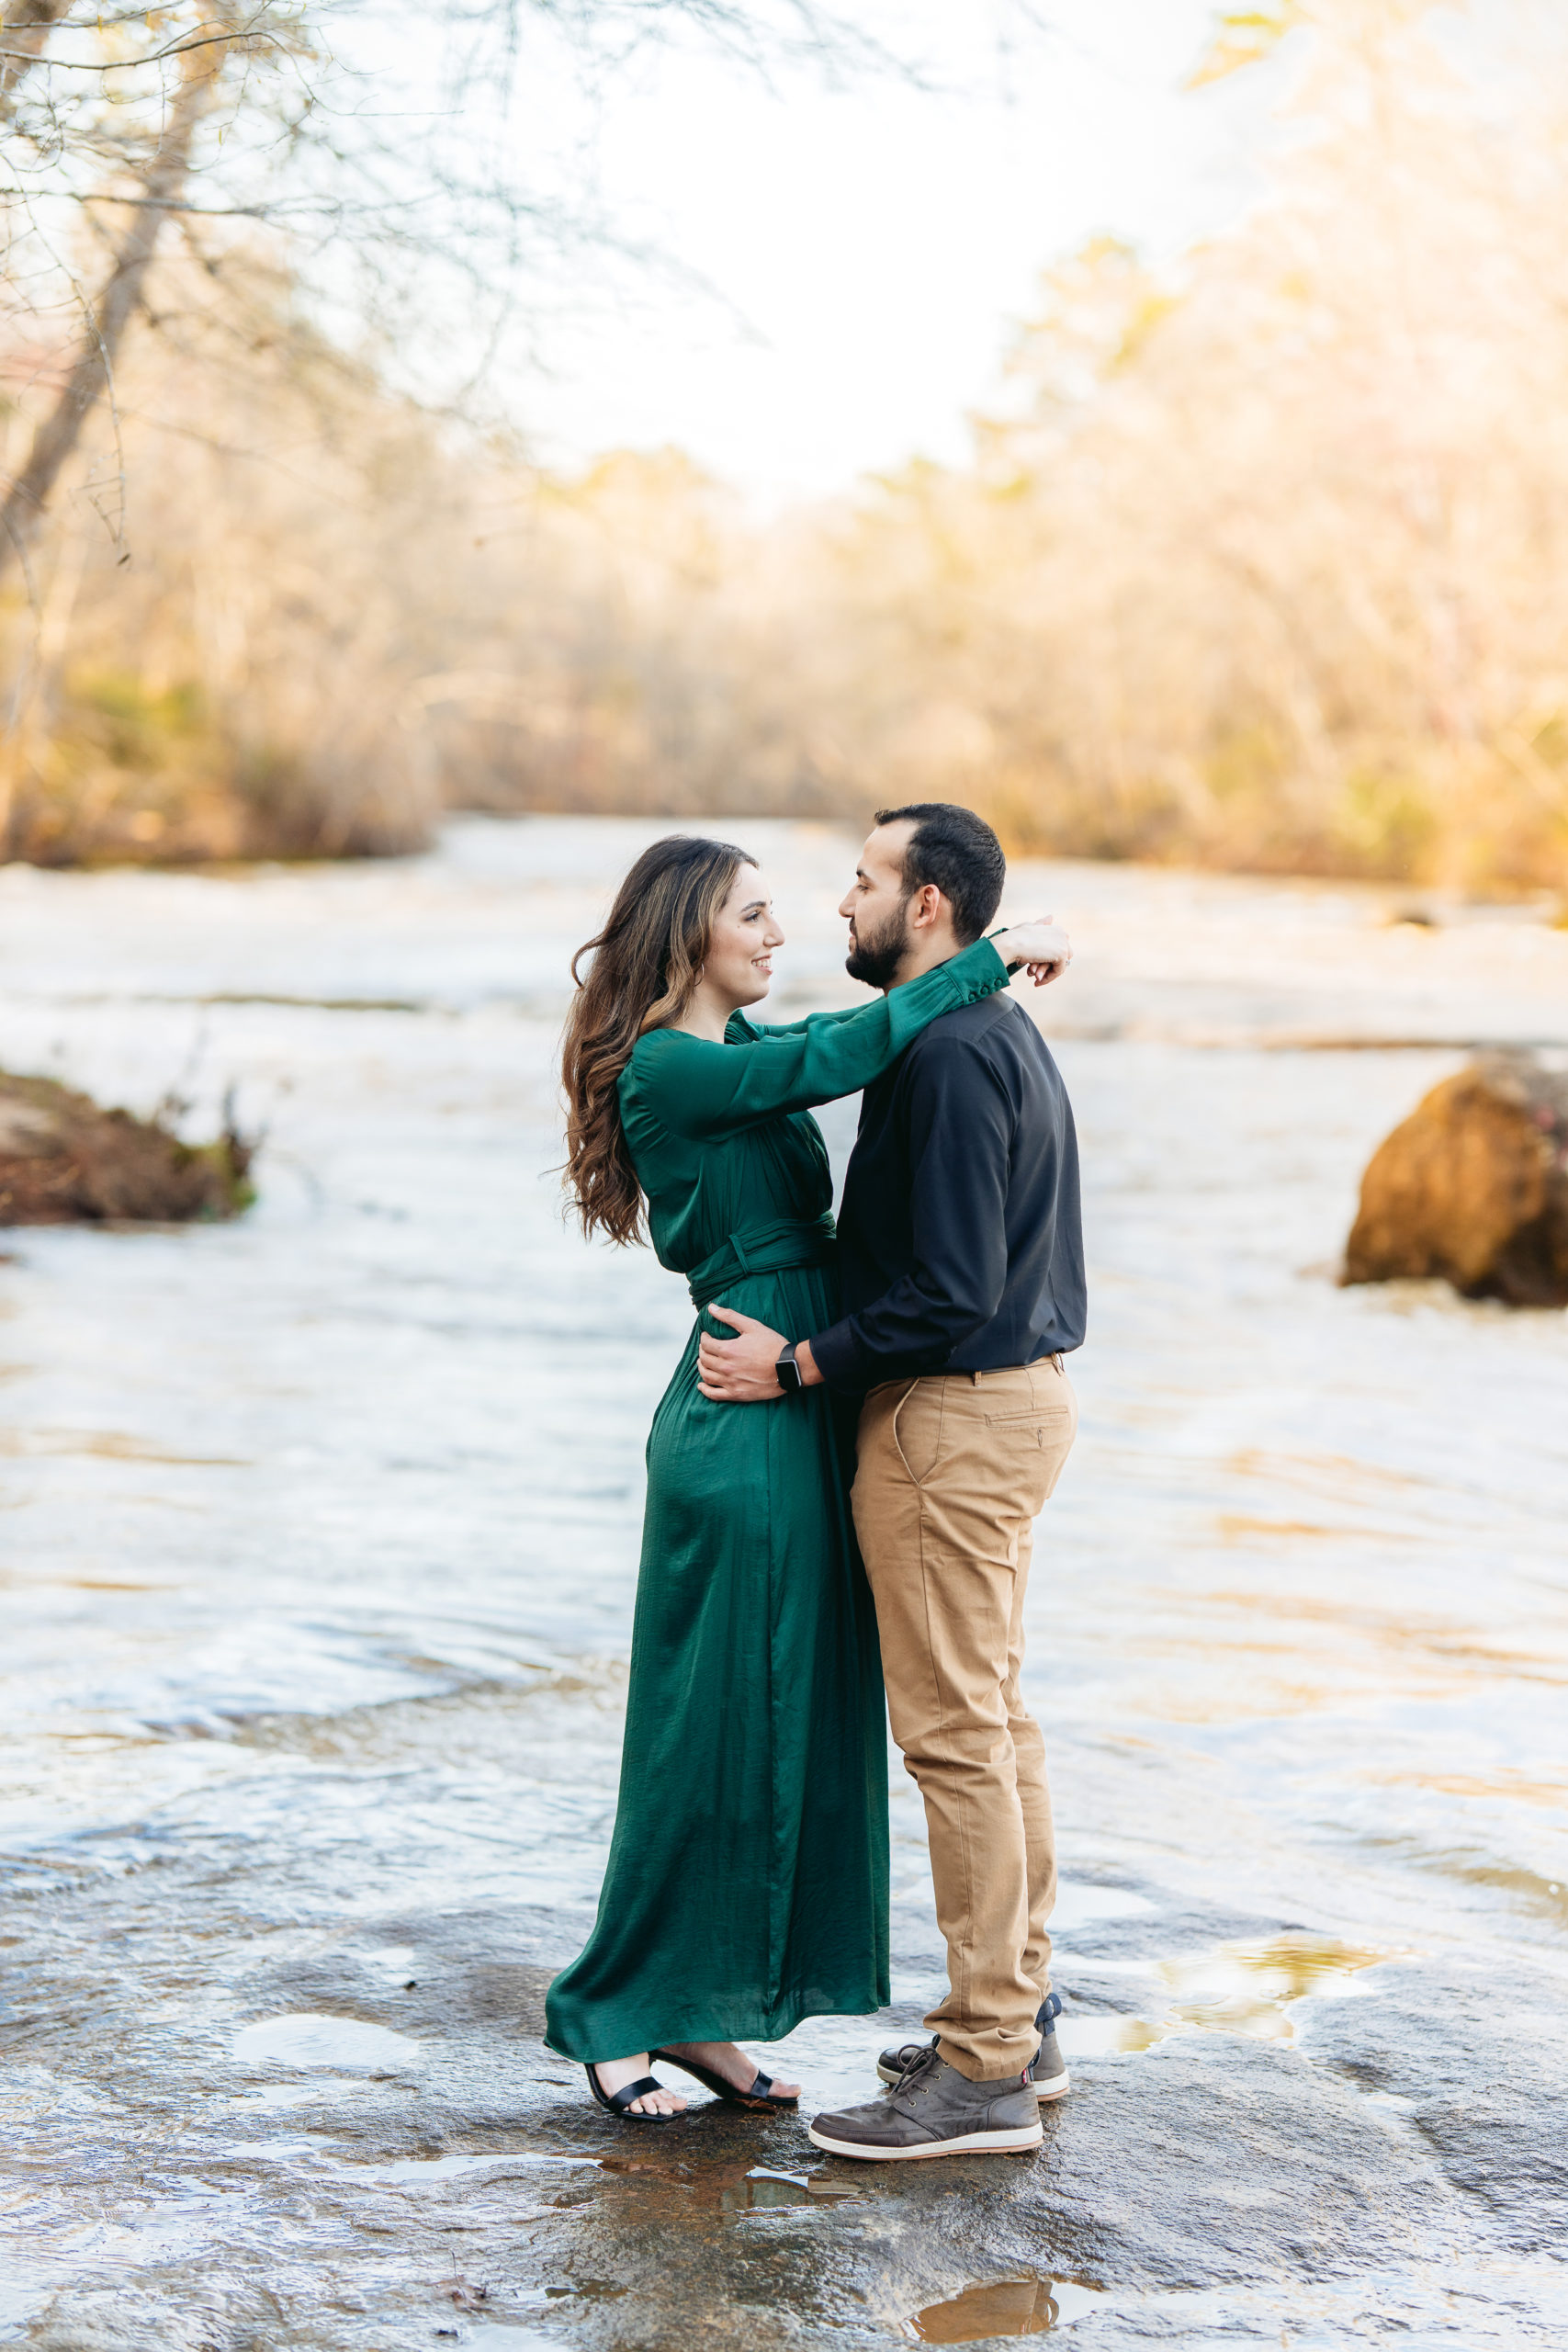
[232, 2012, 423, 2073]
[461, 2332, 571, 2349]
[1061, 1934, 1401, 2056]
[1160, 1932, 1400, 2040]
[595, 2152, 867, 2220]
[718, 2165, 864, 2215]
[907, 2277, 1107, 2341]
[1058, 2014, 1172, 2057]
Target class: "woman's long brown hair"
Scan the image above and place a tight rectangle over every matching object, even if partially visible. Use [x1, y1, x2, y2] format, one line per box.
[562, 834, 753, 1244]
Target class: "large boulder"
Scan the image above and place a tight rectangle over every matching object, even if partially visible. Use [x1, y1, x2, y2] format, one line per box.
[1343, 1052, 1568, 1306]
[0, 1073, 254, 1225]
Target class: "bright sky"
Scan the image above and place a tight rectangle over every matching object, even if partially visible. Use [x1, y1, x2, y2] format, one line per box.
[510, 1, 1269, 502]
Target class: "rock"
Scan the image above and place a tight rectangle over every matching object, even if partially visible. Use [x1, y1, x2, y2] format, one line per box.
[1343, 1051, 1568, 1305]
[0, 1071, 254, 1225]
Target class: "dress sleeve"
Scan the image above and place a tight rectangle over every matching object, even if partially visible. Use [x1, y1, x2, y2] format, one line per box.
[724, 1004, 863, 1043]
[637, 937, 1011, 1138]
[728, 932, 1015, 1044]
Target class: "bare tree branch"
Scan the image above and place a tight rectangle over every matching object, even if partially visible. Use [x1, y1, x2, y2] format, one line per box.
[0, 2, 940, 601]
[0, 0, 73, 121]
[0, 23, 227, 582]
[0, 14, 283, 72]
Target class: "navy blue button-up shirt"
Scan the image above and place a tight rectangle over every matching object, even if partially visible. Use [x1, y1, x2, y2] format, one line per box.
[809, 988, 1087, 1391]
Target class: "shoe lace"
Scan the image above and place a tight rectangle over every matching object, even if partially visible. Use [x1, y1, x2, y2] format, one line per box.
[892, 2043, 940, 2099]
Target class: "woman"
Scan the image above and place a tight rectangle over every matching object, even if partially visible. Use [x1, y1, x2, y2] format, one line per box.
[547, 834, 1062, 2120]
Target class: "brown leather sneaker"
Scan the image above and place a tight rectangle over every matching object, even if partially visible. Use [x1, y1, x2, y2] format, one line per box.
[809, 2047, 1043, 2161]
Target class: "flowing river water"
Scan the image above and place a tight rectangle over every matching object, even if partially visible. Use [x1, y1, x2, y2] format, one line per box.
[1, 815, 1565, 2351]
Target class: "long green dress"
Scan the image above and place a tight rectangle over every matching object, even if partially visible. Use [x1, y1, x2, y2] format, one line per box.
[544, 936, 1011, 2063]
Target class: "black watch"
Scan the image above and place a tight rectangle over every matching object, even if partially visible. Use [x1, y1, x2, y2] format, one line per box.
[775, 1340, 805, 1396]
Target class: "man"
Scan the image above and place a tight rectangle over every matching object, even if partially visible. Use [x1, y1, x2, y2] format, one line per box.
[697, 803, 1087, 2161]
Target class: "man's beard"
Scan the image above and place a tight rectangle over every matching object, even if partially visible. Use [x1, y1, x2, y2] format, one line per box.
[845, 901, 912, 989]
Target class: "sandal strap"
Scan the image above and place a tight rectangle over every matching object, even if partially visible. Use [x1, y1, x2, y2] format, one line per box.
[747, 2071, 774, 2099]
[606, 2074, 665, 2114]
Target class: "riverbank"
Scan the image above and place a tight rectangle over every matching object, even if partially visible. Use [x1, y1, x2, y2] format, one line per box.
[1, 818, 1564, 2348]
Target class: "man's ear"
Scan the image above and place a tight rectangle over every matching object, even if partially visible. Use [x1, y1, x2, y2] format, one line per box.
[908, 883, 944, 931]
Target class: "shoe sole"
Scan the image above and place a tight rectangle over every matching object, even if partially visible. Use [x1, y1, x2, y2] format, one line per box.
[807, 2121, 1043, 2161]
[874, 2063, 1070, 2103]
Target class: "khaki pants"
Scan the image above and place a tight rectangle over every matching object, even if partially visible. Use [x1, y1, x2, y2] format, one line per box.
[852, 1356, 1077, 2082]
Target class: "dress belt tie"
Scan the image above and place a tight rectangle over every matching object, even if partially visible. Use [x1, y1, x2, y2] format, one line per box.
[686, 1213, 837, 1310]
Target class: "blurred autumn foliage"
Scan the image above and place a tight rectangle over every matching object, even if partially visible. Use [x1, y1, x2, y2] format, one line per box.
[5, 0, 1568, 888]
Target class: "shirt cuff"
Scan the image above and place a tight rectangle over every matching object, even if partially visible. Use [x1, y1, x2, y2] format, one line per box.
[967, 935, 1011, 993]
[806, 1318, 863, 1390]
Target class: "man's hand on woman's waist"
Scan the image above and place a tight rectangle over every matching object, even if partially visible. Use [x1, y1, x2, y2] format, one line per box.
[697, 1307, 825, 1402]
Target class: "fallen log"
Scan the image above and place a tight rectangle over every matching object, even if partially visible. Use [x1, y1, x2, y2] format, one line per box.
[1342, 1052, 1568, 1306]
[0, 1072, 255, 1225]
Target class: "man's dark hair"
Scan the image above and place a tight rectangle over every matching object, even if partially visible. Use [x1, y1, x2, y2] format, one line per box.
[874, 803, 1007, 946]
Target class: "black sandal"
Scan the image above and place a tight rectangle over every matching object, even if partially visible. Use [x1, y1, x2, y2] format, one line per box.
[584, 2064, 676, 2120]
[649, 2046, 799, 2113]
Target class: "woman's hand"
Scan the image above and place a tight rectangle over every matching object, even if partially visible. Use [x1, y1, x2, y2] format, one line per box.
[994, 917, 1072, 988]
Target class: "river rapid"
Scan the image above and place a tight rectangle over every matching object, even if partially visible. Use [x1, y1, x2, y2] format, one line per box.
[1, 815, 1565, 2351]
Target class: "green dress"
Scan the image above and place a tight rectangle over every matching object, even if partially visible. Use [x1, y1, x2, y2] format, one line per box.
[544, 937, 1011, 2063]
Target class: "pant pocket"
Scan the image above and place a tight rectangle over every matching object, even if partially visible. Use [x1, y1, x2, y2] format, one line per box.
[1042, 1377, 1077, 1498]
[890, 1381, 945, 1486]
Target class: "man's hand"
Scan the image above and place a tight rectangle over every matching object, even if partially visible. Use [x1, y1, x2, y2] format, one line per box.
[697, 1306, 790, 1402]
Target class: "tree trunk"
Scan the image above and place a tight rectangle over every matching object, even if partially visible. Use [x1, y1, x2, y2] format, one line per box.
[0, 29, 223, 587]
[0, 0, 73, 122]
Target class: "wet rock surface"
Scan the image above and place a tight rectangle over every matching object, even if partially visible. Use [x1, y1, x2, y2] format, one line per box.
[0, 1071, 254, 1225]
[6, 1826, 1568, 2350]
[1343, 1051, 1568, 1305]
